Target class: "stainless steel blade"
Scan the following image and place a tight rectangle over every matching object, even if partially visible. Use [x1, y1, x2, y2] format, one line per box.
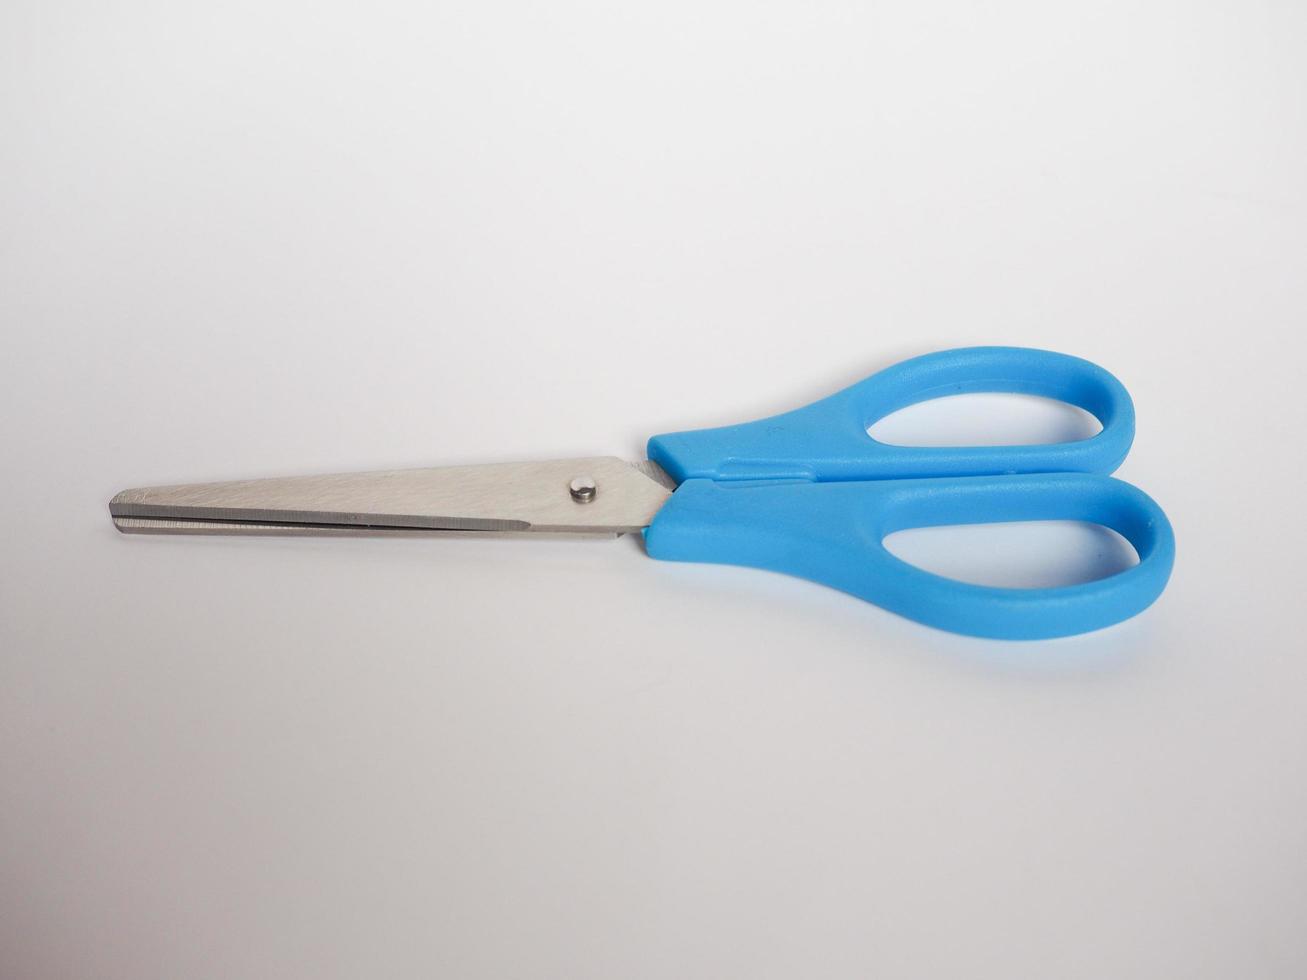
[110, 457, 674, 535]
[110, 516, 621, 538]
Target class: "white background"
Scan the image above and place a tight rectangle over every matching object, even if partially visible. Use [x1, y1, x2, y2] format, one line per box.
[3, 2, 1306, 978]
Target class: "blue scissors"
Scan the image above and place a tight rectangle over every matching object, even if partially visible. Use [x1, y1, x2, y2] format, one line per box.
[110, 347, 1174, 640]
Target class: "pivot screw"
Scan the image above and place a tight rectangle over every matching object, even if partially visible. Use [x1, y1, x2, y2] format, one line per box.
[569, 476, 597, 503]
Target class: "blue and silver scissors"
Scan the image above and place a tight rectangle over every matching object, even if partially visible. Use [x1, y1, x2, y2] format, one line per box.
[110, 347, 1174, 639]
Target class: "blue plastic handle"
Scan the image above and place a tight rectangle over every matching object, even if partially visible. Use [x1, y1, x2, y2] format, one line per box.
[644, 473, 1175, 640]
[647, 347, 1135, 482]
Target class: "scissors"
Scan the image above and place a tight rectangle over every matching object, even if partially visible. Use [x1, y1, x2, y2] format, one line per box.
[110, 347, 1174, 640]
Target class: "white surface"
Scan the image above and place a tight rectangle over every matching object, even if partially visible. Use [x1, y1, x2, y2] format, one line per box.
[3, 3, 1306, 977]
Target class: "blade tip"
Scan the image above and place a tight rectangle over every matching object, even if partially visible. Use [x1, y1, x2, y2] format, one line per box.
[109, 487, 147, 510]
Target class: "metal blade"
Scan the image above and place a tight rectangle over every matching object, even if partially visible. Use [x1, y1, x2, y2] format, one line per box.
[109, 516, 623, 538]
[110, 457, 674, 535]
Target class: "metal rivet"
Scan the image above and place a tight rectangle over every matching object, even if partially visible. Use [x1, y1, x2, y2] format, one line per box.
[569, 476, 597, 503]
